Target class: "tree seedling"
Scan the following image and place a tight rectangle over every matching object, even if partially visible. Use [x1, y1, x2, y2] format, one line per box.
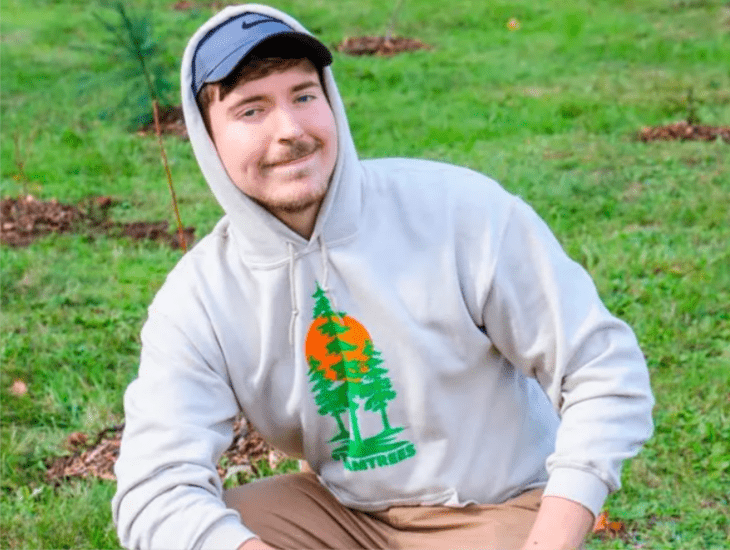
[93, 2, 187, 251]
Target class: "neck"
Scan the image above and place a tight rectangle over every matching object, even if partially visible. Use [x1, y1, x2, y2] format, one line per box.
[269, 201, 321, 240]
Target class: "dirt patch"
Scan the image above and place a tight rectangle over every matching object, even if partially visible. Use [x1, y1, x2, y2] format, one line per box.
[217, 415, 290, 482]
[137, 104, 188, 139]
[120, 220, 195, 250]
[337, 36, 431, 56]
[638, 121, 730, 143]
[46, 415, 289, 484]
[1, 195, 89, 247]
[171, 0, 223, 11]
[1, 195, 194, 249]
[172, 0, 197, 9]
[46, 425, 123, 482]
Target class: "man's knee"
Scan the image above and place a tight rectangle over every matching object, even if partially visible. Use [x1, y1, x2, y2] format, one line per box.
[222, 472, 380, 549]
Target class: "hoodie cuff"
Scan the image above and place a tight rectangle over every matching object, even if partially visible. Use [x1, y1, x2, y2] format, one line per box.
[542, 467, 610, 519]
[200, 517, 257, 550]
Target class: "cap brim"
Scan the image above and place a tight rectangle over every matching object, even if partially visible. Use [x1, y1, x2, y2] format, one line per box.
[203, 32, 332, 90]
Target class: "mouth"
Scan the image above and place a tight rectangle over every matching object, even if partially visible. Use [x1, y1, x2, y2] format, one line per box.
[266, 151, 316, 169]
[262, 141, 322, 171]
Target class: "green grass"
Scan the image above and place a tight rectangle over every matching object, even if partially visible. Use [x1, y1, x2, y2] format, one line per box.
[2, 0, 729, 548]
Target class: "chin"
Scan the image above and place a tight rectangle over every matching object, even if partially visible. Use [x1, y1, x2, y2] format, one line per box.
[273, 189, 327, 214]
[273, 175, 329, 209]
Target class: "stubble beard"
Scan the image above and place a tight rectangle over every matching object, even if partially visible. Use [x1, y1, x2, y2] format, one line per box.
[265, 170, 329, 214]
[257, 138, 331, 215]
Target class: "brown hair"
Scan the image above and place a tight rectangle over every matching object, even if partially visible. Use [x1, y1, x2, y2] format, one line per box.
[196, 56, 326, 136]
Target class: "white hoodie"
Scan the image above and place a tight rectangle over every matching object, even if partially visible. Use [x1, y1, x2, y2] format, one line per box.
[112, 4, 654, 550]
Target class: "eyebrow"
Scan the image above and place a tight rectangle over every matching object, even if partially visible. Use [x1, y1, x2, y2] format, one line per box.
[227, 80, 322, 115]
[290, 80, 320, 93]
[228, 94, 266, 115]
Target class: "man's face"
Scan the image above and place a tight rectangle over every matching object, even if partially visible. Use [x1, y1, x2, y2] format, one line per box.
[207, 60, 338, 227]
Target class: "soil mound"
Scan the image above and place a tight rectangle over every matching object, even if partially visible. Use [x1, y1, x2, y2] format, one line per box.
[46, 415, 288, 484]
[337, 36, 430, 56]
[1, 195, 88, 247]
[638, 121, 729, 143]
[137, 105, 188, 139]
[0, 195, 194, 249]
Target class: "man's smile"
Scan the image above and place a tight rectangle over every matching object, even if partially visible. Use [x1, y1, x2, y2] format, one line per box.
[263, 141, 321, 170]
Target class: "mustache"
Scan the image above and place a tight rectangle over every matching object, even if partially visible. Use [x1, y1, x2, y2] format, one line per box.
[262, 140, 321, 169]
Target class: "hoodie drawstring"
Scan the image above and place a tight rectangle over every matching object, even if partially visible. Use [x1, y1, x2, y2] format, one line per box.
[319, 235, 338, 311]
[287, 242, 299, 350]
[287, 236, 337, 351]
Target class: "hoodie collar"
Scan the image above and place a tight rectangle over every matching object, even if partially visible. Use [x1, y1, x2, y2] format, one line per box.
[181, 4, 362, 267]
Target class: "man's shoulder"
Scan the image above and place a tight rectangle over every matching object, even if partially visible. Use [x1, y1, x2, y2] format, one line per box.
[361, 157, 513, 209]
[357, 157, 520, 241]
[170, 217, 232, 270]
[362, 157, 488, 178]
[151, 217, 238, 305]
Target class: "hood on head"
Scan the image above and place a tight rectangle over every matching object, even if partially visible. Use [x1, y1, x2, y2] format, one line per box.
[180, 4, 362, 264]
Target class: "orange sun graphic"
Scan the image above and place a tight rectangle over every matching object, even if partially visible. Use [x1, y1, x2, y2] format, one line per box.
[305, 315, 371, 382]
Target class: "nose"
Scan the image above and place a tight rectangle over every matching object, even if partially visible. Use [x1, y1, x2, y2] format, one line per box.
[273, 105, 305, 142]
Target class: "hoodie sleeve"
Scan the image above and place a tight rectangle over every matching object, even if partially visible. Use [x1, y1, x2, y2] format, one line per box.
[482, 198, 654, 517]
[112, 306, 257, 550]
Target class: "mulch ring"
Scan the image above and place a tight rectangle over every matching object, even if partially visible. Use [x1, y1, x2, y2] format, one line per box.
[1, 195, 194, 249]
[46, 425, 123, 482]
[1, 195, 87, 247]
[120, 221, 195, 250]
[137, 105, 188, 140]
[337, 36, 431, 56]
[45, 415, 290, 485]
[638, 121, 730, 143]
[217, 415, 290, 482]
[171, 0, 224, 11]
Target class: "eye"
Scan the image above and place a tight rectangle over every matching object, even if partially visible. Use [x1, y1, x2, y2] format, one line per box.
[295, 93, 316, 104]
[241, 108, 260, 118]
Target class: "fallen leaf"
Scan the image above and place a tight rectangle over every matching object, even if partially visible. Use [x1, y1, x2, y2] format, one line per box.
[10, 379, 27, 396]
[593, 510, 609, 532]
[593, 509, 626, 537]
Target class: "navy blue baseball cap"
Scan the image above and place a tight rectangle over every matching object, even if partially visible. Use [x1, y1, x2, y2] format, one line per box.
[191, 12, 332, 96]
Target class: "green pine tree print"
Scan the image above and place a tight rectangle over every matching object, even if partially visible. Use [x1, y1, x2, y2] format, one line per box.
[305, 283, 416, 470]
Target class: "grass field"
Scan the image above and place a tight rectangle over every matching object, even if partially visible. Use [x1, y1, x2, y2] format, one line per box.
[2, 0, 729, 548]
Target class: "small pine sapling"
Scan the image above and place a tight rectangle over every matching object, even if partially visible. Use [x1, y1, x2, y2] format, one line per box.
[94, 2, 187, 251]
[685, 88, 700, 126]
[384, 0, 406, 41]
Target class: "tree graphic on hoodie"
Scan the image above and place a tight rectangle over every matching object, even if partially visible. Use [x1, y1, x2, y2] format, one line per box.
[361, 340, 396, 431]
[307, 355, 349, 442]
[305, 283, 416, 470]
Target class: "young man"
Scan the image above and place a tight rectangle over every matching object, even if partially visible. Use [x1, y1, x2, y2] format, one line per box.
[113, 5, 654, 550]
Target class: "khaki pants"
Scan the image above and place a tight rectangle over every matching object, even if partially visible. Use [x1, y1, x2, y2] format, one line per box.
[223, 472, 542, 550]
